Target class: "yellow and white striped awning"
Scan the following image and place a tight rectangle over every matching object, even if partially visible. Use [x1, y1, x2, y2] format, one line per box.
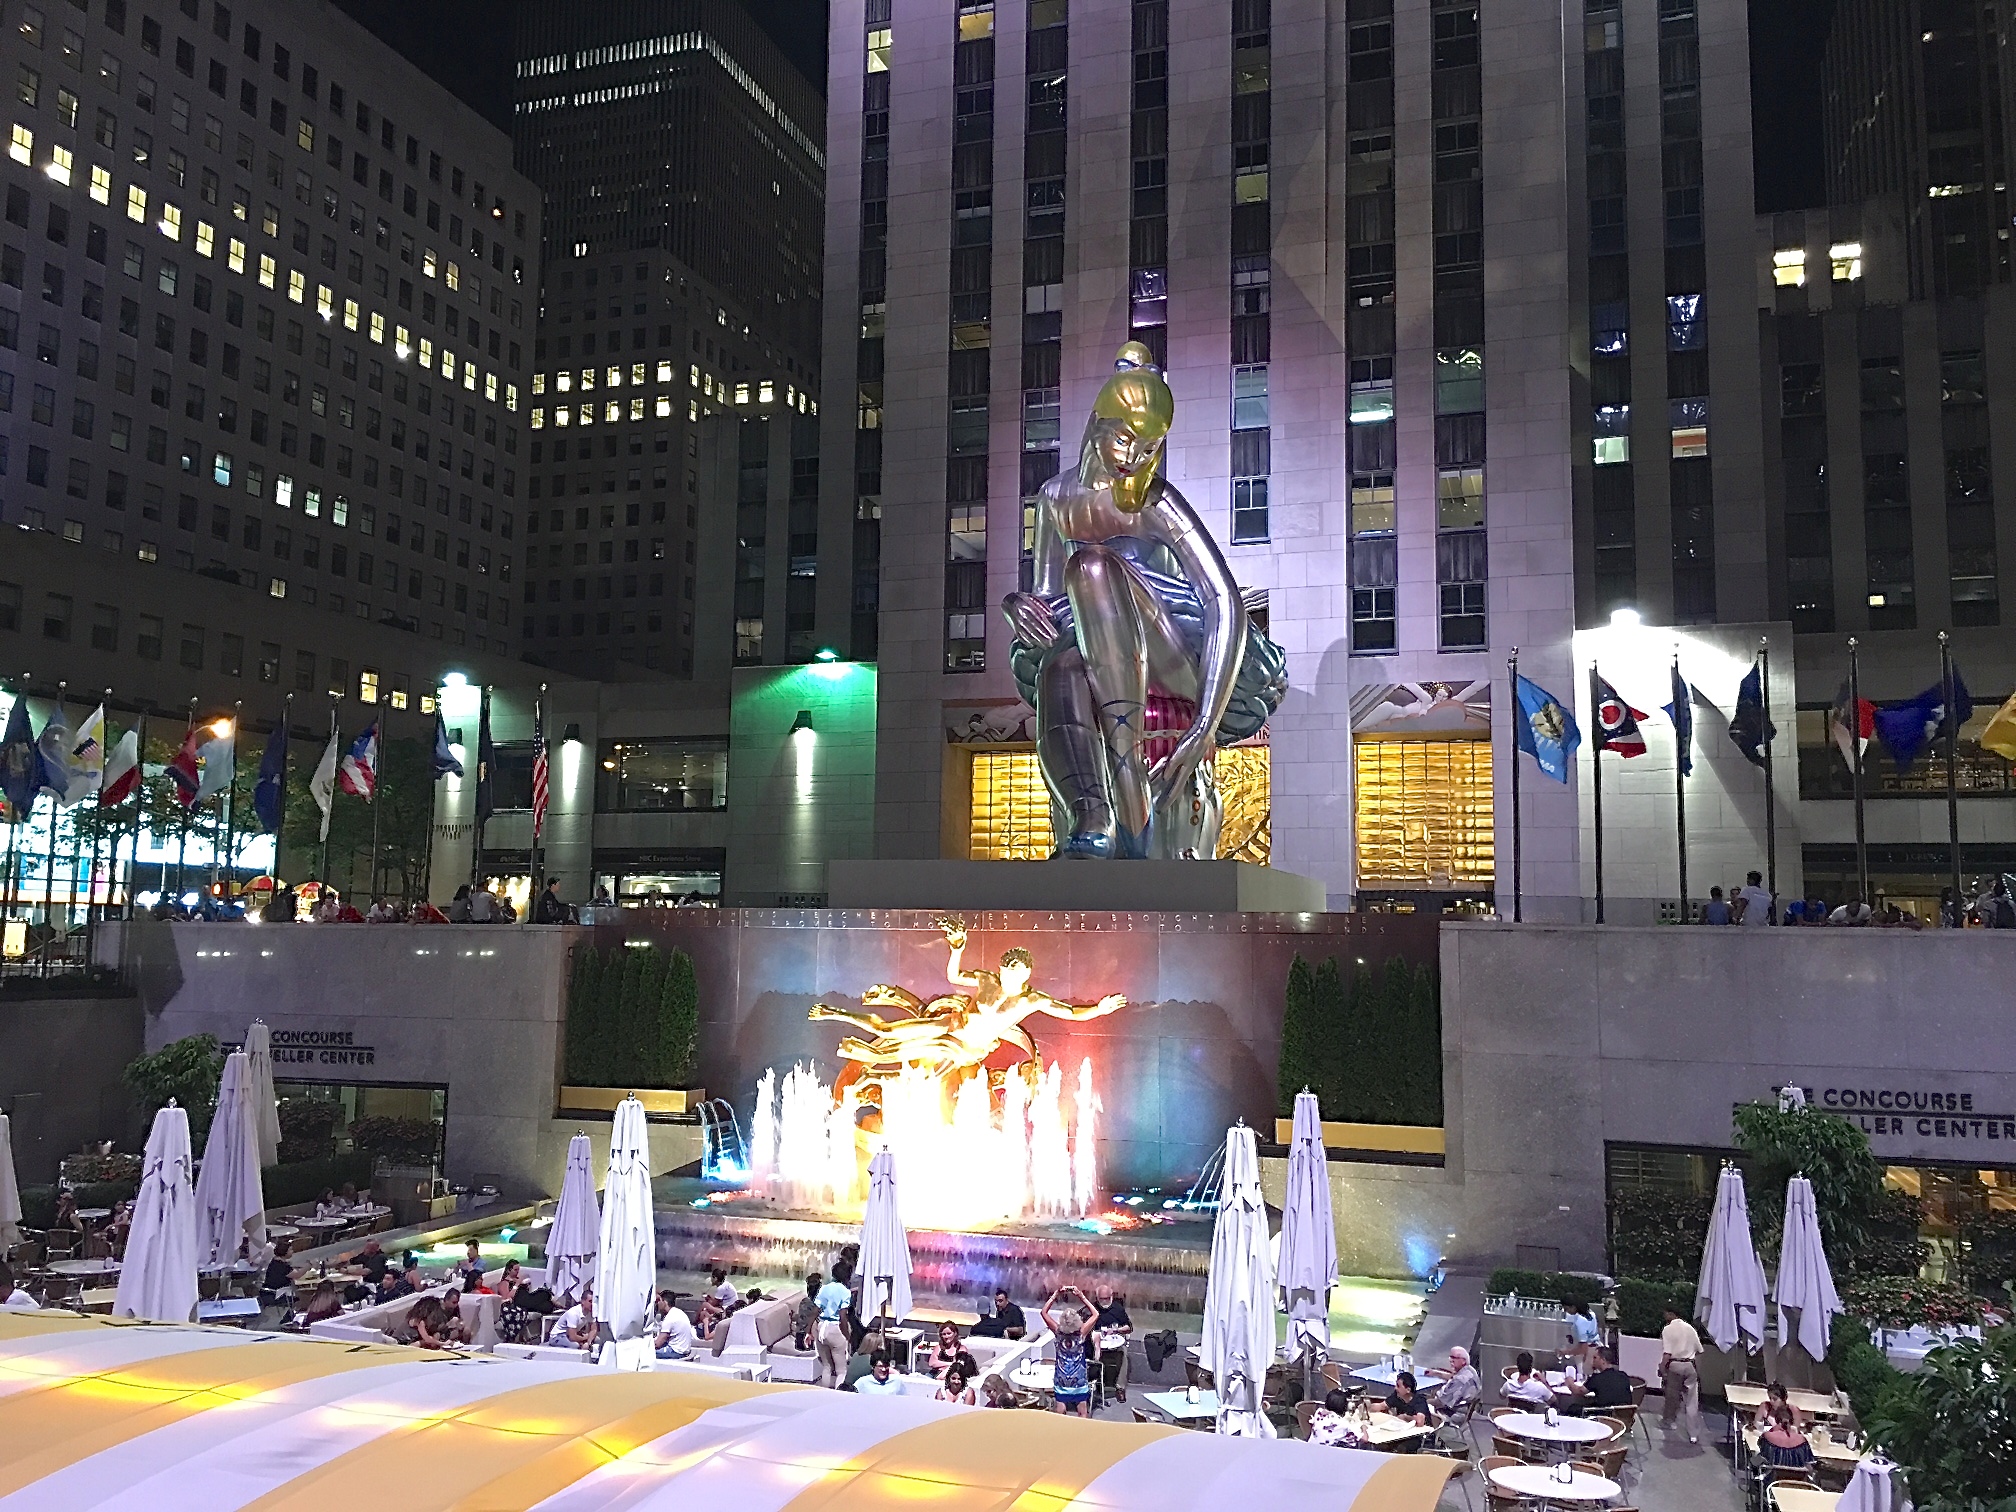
[0, 1312, 1453, 1510]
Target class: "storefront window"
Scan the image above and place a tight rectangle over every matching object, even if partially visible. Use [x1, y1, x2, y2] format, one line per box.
[273, 1080, 446, 1174]
[595, 739, 729, 812]
[593, 851, 725, 907]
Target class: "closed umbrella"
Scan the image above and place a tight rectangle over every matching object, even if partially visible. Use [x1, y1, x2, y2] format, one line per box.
[114, 1102, 200, 1323]
[1774, 1174, 1842, 1362]
[1278, 1089, 1336, 1363]
[545, 1133, 600, 1305]
[1695, 1163, 1767, 1353]
[1199, 1122, 1276, 1438]
[856, 1146, 914, 1328]
[0, 1112, 20, 1249]
[193, 1052, 266, 1267]
[593, 1096, 656, 1371]
[243, 1021, 283, 1169]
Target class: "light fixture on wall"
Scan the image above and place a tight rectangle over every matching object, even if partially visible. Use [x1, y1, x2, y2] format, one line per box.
[560, 722, 582, 744]
[1609, 606, 1642, 629]
[790, 709, 815, 735]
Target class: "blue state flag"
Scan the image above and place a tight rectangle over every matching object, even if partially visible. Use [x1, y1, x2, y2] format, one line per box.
[253, 723, 288, 833]
[431, 709, 464, 779]
[1665, 663, 1696, 777]
[1874, 671, 1972, 773]
[1729, 661, 1776, 768]
[1515, 674, 1580, 783]
[0, 692, 36, 817]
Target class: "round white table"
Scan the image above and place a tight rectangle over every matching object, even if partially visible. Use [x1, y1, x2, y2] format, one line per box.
[1495, 1412, 1614, 1445]
[47, 1258, 121, 1277]
[1010, 1361, 1056, 1395]
[294, 1217, 348, 1234]
[265, 1224, 300, 1239]
[73, 1208, 112, 1222]
[1487, 1464, 1620, 1504]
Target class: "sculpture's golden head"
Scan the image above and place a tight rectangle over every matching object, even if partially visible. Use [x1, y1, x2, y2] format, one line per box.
[1082, 343, 1174, 514]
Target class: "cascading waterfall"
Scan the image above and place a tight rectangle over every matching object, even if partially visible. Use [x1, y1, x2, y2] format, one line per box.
[747, 1056, 1099, 1228]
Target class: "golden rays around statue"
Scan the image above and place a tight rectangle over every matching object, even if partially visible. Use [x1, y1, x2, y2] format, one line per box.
[745, 918, 1126, 1228]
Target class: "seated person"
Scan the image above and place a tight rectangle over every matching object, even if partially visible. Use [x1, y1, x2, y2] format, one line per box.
[1501, 1351, 1556, 1407]
[731, 1285, 768, 1314]
[1309, 1387, 1367, 1447]
[981, 1373, 1018, 1409]
[855, 1349, 904, 1396]
[493, 1259, 524, 1306]
[1758, 1402, 1815, 1468]
[378, 1262, 423, 1303]
[695, 1293, 727, 1341]
[926, 1321, 965, 1378]
[258, 1242, 297, 1309]
[437, 1288, 468, 1344]
[409, 1297, 453, 1350]
[300, 1279, 345, 1325]
[3, 1268, 39, 1309]
[971, 1288, 1027, 1340]
[455, 1239, 486, 1290]
[557, 1285, 598, 1348]
[1379, 1370, 1434, 1426]
[337, 1182, 361, 1209]
[105, 1201, 133, 1256]
[707, 1268, 739, 1308]
[1565, 1346, 1635, 1414]
[653, 1290, 698, 1360]
[314, 1188, 345, 1218]
[934, 1362, 977, 1406]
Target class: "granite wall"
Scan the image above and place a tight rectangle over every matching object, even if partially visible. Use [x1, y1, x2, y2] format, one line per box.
[0, 988, 144, 1184]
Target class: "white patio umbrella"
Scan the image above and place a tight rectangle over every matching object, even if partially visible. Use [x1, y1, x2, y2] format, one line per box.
[114, 1102, 200, 1324]
[856, 1145, 914, 1327]
[243, 1021, 283, 1169]
[1695, 1163, 1767, 1353]
[545, 1133, 601, 1305]
[1278, 1089, 1336, 1361]
[0, 1111, 21, 1248]
[1199, 1122, 1277, 1438]
[593, 1096, 656, 1371]
[193, 1052, 266, 1267]
[1774, 1174, 1843, 1363]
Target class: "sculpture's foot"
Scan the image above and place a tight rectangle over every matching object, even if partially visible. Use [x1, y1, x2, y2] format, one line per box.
[1056, 831, 1115, 860]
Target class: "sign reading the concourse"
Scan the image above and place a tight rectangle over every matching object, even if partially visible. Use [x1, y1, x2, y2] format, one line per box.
[270, 1028, 377, 1068]
[1784, 1082, 2016, 1147]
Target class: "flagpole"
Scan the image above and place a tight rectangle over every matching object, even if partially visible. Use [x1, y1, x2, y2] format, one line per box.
[218, 699, 242, 909]
[41, 681, 67, 976]
[275, 691, 294, 883]
[1759, 637, 1776, 906]
[471, 684, 491, 891]
[4, 669, 27, 929]
[1588, 664, 1606, 925]
[1508, 648, 1523, 924]
[1673, 650, 1688, 923]
[123, 712, 147, 918]
[530, 682, 548, 908]
[85, 687, 110, 952]
[1848, 637, 1869, 907]
[369, 705, 387, 904]
[1941, 630, 1961, 908]
[320, 695, 339, 889]
[175, 697, 195, 905]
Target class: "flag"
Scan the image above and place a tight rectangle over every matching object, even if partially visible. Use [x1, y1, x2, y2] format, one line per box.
[99, 729, 141, 806]
[531, 704, 550, 841]
[1828, 679, 1876, 770]
[33, 702, 79, 802]
[0, 693, 35, 817]
[1982, 691, 2016, 762]
[1593, 675, 1649, 757]
[253, 724, 288, 833]
[431, 710, 463, 779]
[1729, 661, 1776, 768]
[1874, 672, 1973, 773]
[337, 722, 379, 800]
[1665, 665, 1695, 777]
[309, 727, 341, 842]
[165, 725, 207, 807]
[474, 698, 496, 825]
[192, 722, 236, 803]
[1514, 674, 1580, 784]
[62, 704, 105, 806]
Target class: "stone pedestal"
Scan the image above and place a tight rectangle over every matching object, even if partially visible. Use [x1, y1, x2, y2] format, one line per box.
[824, 859, 1327, 913]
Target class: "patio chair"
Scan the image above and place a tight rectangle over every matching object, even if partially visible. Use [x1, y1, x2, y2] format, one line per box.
[1491, 1433, 1540, 1463]
[1479, 1455, 1530, 1511]
[1293, 1399, 1319, 1440]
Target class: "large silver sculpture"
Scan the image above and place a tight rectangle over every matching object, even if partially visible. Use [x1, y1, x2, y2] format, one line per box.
[1004, 344, 1286, 859]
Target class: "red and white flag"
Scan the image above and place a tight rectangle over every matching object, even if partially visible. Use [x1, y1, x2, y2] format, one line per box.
[99, 729, 141, 806]
[337, 721, 379, 800]
[531, 704, 549, 841]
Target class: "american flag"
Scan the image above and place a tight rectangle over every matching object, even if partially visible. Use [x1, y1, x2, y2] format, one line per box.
[531, 699, 549, 841]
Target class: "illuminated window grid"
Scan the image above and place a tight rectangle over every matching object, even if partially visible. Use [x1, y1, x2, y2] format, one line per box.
[1352, 738, 1494, 887]
[968, 746, 1273, 863]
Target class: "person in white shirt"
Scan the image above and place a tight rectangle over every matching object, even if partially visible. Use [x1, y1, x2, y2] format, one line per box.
[1828, 896, 1874, 926]
[557, 1285, 597, 1348]
[855, 1349, 904, 1395]
[1734, 871, 1774, 925]
[707, 1267, 739, 1308]
[1501, 1352, 1556, 1407]
[2, 1270, 36, 1309]
[815, 1264, 855, 1388]
[933, 1363, 977, 1406]
[652, 1290, 697, 1360]
[1659, 1305, 1703, 1443]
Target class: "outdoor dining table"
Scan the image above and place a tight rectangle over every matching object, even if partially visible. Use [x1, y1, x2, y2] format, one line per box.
[1486, 1462, 1621, 1506]
[1727, 1384, 1844, 1418]
[196, 1298, 261, 1325]
[1357, 1413, 1433, 1450]
[1495, 1411, 1616, 1453]
[73, 1208, 112, 1222]
[1768, 1490, 1841, 1512]
[265, 1224, 300, 1240]
[293, 1217, 349, 1237]
[1009, 1360, 1055, 1396]
[1142, 1388, 1220, 1423]
[47, 1258, 121, 1278]
[906, 1305, 981, 1329]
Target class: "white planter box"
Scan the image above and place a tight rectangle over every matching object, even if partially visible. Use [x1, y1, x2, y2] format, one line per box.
[1617, 1333, 1664, 1387]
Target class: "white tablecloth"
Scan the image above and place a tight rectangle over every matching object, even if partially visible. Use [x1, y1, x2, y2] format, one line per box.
[1143, 1389, 1219, 1421]
[1486, 1464, 1619, 1503]
[1495, 1411, 1613, 1444]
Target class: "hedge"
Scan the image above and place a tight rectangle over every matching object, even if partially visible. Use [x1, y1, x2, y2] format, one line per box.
[1488, 1269, 1605, 1307]
[1615, 1277, 1697, 1338]
[1277, 952, 1441, 1125]
[262, 1152, 374, 1210]
[564, 942, 702, 1088]
[18, 1181, 138, 1231]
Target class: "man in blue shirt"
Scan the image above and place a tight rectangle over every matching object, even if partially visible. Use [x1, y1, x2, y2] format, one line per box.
[855, 1349, 904, 1395]
[816, 1259, 854, 1388]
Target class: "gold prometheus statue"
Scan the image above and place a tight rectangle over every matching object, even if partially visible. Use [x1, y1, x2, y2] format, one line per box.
[809, 916, 1125, 1102]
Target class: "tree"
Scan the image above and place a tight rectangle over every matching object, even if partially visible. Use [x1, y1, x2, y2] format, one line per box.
[1277, 954, 1316, 1116]
[1365, 957, 1414, 1123]
[123, 1033, 225, 1146]
[278, 733, 437, 900]
[1403, 962, 1443, 1126]
[594, 944, 628, 1087]
[1310, 956, 1348, 1115]
[1864, 1325, 2016, 1510]
[1733, 1099, 1886, 1253]
[563, 944, 604, 1086]
[658, 948, 700, 1087]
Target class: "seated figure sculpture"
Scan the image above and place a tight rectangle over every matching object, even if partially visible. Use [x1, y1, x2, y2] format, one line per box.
[1004, 343, 1286, 858]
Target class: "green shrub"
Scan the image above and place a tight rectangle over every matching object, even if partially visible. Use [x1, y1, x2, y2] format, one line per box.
[1488, 1269, 1605, 1307]
[123, 1034, 226, 1146]
[656, 948, 700, 1086]
[261, 1152, 374, 1209]
[17, 1180, 137, 1230]
[59, 1152, 142, 1185]
[1827, 1326, 1898, 1425]
[18, 1186, 55, 1230]
[1609, 1185, 1715, 1280]
[1733, 1100, 1885, 1253]
[1959, 1208, 2016, 1295]
[1277, 954, 1441, 1127]
[276, 1096, 341, 1164]
[1277, 955, 1316, 1116]
[1861, 1325, 2016, 1510]
[347, 1115, 439, 1166]
[1839, 1275, 1983, 1332]
[1614, 1277, 1696, 1338]
[563, 943, 605, 1085]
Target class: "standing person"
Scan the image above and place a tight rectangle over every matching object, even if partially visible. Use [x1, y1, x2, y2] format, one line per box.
[1564, 1298, 1601, 1373]
[815, 1261, 854, 1389]
[1659, 1304, 1703, 1444]
[1090, 1281, 1133, 1402]
[1938, 887, 1964, 928]
[534, 878, 570, 923]
[1699, 886, 1732, 925]
[1041, 1286, 1096, 1418]
[793, 1272, 823, 1350]
[1984, 879, 2016, 928]
[1734, 870, 1774, 926]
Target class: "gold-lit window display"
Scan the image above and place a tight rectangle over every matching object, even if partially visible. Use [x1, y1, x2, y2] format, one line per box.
[969, 746, 1271, 863]
[1353, 739, 1494, 888]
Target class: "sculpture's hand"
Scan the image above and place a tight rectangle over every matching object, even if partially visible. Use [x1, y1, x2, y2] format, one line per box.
[1094, 993, 1127, 1015]
[934, 915, 968, 951]
[1003, 591, 1064, 650]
